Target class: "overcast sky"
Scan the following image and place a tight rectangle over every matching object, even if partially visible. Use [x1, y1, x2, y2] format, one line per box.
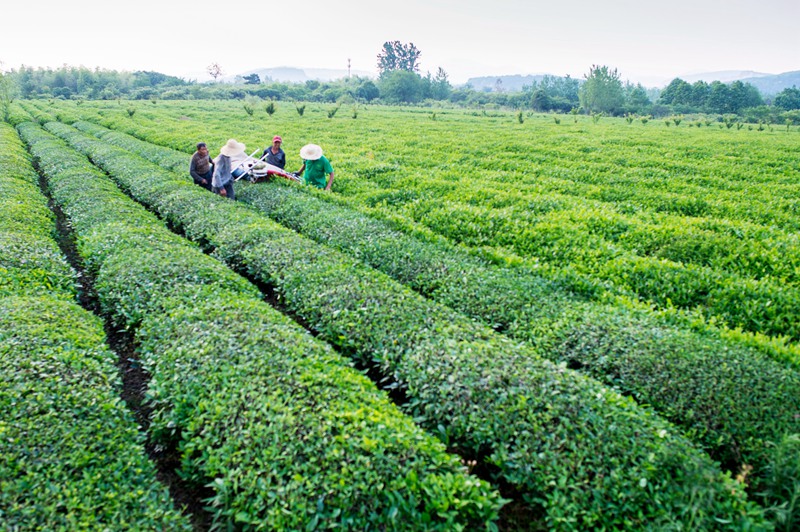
[1, 0, 797, 86]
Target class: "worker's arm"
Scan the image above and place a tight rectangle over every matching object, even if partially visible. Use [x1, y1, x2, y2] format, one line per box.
[325, 172, 334, 191]
[296, 163, 306, 175]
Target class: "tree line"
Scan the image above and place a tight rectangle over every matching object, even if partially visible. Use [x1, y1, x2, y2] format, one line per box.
[2, 44, 799, 124]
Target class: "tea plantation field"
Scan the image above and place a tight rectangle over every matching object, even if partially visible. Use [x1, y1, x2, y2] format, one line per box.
[3, 99, 799, 530]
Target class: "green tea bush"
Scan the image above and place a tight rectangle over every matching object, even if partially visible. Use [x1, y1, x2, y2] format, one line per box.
[54, 121, 771, 529]
[0, 123, 191, 529]
[20, 121, 504, 530]
[234, 182, 800, 482]
[0, 124, 76, 301]
[0, 298, 192, 530]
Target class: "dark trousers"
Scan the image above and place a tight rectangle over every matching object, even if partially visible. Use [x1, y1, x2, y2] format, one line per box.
[213, 181, 235, 200]
[197, 169, 213, 191]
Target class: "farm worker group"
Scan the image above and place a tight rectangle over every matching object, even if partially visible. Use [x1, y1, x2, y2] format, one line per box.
[189, 136, 334, 199]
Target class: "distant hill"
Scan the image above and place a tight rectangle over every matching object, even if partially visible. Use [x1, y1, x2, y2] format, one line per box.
[740, 71, 800, 95]
[678, 70, 772, 83]
[464, 74, 550, 92]
[671, 70, 799, 95]
[228, 66, 375, 83]
[465, 70, 800, 95]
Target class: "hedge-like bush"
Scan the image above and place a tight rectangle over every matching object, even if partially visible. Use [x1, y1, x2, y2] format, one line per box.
[0, 122, 191, 529]
[0, 297, 192, 530]
[52, 121, 771, 529]
[67, 120, 800, 522]
[238, 180, 800, 468]
[0, 123, 76, 301]
[20, 121, 504, 530]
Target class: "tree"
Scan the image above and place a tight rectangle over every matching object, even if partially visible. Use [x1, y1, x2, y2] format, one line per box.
[0, 65, 17, 122]
[530, 89, 552, 111]
[774, 86, 800, 110]
[377, 41, 421, 76]
[207, 63, 223, 82]
[356, 80, 379, 102]
[706, 81, 732, 113]
[658, 78, 692, 105]
[690, 81, 710, 108]
[728, 80, 763, 112]
[379, 70, 424, 103]
[579, 65, 624, 115]
[624, 83, 651, 114]
[430, 67, 451, 100]
[243, 73, 260, 85]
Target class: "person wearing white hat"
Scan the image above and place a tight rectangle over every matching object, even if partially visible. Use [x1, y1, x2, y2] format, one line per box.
[212, 139, 246, 199]
[295, 143, 334, 191]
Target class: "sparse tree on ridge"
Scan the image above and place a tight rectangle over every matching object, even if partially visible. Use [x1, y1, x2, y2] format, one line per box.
[207, 63, 223, 83]
[430, 67, 451, 100]
[0, 63, 17, 121]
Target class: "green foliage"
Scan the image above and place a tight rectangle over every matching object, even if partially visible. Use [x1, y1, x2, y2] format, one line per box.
[377, 40, 421, 76]
[759, 435, 800, 530]
[235, 178, 800, 503]
[0, 123, 191, 529]
[579, 65, 625, 115]
[0, 70, 17, 122]
[62, 118, 771, 529]
[327, 104, 340, 118]
[0, 298, 193, 531]
[295, 103, 305, 116]
[21, 121, 505, 529]
[355, 79, 380, 102]
[242, 73, 260, 85]
[32, 102, 800, 527]
[774, 87, 800, 111]
[264, 100, 276, 115]
[379, 70, 426, 104]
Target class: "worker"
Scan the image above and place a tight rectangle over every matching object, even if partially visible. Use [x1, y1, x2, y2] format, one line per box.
[212, 138, 245, 200]
[296, 143, 334, 191]
[189, 142, 214, 190]
[263, 135, 286, 169]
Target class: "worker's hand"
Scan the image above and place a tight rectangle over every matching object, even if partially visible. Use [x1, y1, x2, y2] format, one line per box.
[201, 179, 208, 185]
[219, 188, 227, 197]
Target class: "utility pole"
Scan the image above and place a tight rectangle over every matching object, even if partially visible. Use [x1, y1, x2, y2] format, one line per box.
[348, 58, 351, 78]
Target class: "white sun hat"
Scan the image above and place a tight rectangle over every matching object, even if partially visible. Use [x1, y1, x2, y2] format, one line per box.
[300, 143, 323, 161]
[220, 139, 246, 157]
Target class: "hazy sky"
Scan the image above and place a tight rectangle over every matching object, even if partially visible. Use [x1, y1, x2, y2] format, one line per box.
[2, 0, 797, 86]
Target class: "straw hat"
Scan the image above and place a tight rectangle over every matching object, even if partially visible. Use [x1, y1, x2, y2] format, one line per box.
[220, 139, 246, 157]
[300, 143, 323, 161]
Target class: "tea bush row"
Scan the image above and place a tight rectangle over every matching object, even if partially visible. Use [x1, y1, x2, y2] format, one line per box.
[0, 122, 192, 529]
[20, 121, 503, 530]
[58, 102, 800, 344]
[74, 120, 800, 485]
[51, 120, 770, 529]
